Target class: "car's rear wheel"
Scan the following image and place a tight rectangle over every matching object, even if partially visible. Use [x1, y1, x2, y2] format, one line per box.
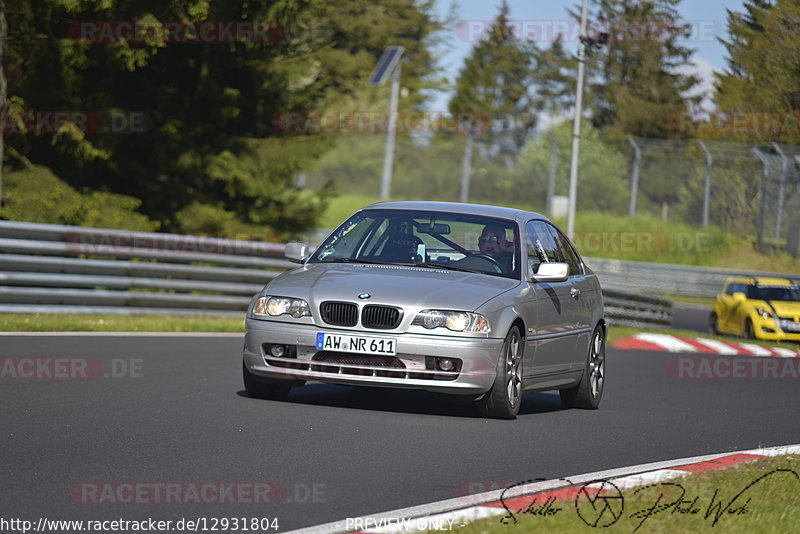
[560, 325, 605, 409]
[709, 313, 720, 335]
[479, 326, 523, 419]
[243, 362, 293, 400]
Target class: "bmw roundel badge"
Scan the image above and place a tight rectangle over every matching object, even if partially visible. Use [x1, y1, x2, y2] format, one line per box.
[358, 292, 371, 299]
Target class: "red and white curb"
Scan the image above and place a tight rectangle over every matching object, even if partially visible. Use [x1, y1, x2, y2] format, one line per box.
[614, 333, 800, 357]
[286, 444, 800, 533]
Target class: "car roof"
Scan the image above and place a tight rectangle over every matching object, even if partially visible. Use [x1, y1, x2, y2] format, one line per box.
[725, 276, 796, 286]
[362, 201, 552, 225]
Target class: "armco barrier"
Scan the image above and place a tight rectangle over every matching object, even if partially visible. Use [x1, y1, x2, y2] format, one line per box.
[5, 221, 794, 325]
[584, 256, 798, 298]
[0, 220, 293, 317]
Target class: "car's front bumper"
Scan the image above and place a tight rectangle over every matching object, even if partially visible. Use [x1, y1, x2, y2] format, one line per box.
[243, 318, 503, 395]
[753, 320, 800, 342]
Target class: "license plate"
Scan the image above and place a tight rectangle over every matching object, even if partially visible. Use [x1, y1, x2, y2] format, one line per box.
[316, 333, 396, 356]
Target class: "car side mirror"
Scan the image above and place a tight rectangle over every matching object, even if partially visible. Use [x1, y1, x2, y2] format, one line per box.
[732, 292, 746, 303]
[285, 242, 310, 264]
[531, 262, 569, 283]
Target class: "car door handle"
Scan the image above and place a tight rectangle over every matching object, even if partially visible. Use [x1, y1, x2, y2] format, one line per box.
[570, 287, 581, 298]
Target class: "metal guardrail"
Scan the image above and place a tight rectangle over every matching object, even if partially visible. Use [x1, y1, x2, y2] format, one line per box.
[602, 287, 672, 328]
[12, 220, 797, 328]
[0, 220, 294, 317]
[585, 256, 799, 298]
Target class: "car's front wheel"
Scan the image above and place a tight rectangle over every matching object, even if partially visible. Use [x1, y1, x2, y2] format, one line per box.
[479, 326, 524, 419]
[743, 318, 755, 340]
[560, 325, 605, 409]
[243, 362, 293, 400]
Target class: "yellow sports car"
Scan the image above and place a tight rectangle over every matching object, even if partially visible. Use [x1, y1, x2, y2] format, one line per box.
[710, 276, 800, 341]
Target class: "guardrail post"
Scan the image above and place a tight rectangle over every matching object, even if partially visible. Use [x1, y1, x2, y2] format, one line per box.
[752, 147, 770, 245]
[627, 136, 641, 218]
[459, 128, 473, 203]
[698, 140, 712, 229]
[546, 131, 558, 215]
[772, 143, 788, 239]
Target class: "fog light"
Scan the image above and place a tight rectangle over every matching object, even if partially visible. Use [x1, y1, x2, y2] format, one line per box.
[438, 358, 455, 371]
[270, 345, 286, 358]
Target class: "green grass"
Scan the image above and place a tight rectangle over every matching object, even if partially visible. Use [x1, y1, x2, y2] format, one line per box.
[450, 455, 800, 534]
[607, 325, 799, 351]
[0, 314, 245, 332]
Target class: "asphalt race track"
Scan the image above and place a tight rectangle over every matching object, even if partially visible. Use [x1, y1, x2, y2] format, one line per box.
[1, 334, 798, 532]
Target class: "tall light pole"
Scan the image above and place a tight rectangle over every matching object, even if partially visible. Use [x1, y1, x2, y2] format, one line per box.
[566, 0, 590, 239]
[368, 46, 405, 200]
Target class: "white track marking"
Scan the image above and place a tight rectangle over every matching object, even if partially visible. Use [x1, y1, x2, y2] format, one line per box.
[634, 333, 697, 352]
[691, 338, 739, 355]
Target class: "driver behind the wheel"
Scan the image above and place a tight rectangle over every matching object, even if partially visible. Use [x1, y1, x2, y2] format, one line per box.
[478, 225, 514, 272]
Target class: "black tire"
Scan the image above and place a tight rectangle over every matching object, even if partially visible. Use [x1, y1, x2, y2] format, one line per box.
[560, 325, 605, 410]
[709, 313, 720, 335]
[242, 362, 293, 401]
[743, 319, 755, 340]
[479, 326, 524, 419]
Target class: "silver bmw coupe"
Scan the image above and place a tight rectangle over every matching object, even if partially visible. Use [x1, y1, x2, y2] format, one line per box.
[242, 201, 605, 419]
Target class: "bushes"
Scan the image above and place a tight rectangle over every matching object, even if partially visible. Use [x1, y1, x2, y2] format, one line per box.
[1, 165, 159, 231]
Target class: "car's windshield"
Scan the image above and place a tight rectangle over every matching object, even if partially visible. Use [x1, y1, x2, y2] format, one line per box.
[309, 209, 521, 279]
[747, 285, 800, 302]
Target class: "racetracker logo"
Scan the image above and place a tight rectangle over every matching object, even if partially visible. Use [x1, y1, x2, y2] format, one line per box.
[0, 358, 142, 380]
[668, 111, 800, 137]
[3, 110, 151, 135]
[271, 110, 527, 135]
[68, 21, 284, 44]
[70, 482, 325, 504]
[455, 19, 719, 43]
[668, 356, 800, 379]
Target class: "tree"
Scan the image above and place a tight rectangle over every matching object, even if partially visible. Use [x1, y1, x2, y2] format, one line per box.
[519, 120, 629, 214]
[3, 0, 445, 234]
[449, 1, 537, 167]
[715, 0, 800, 145]
[574, 0, 700, 140]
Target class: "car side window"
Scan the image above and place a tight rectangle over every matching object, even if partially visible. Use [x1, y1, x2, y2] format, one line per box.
[525, 221, 558, 274]
[724, 283, 735, 296]
[550, 227, 582, 275]
[526, 220, 581, 276]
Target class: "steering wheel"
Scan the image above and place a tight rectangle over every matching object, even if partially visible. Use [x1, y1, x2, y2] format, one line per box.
[470, 253, 503, 273]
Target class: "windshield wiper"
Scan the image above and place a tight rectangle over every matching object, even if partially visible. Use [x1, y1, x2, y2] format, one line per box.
[312, 258, 386, 264]
[397, 262, 483, 274]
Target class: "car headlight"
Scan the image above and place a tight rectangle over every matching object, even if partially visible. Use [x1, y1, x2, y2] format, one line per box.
[412, 310, 490, 333]
[253, 296, 311, 319]
[755, 307, 774, 321]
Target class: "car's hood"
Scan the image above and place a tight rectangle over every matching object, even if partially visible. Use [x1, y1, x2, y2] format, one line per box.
[265, 263, 520, 311]
[769, 300, 800, 318]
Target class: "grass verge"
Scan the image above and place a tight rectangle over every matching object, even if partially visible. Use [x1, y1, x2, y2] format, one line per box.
[451, 454, 800, 534]
[0, 314, 245, 333]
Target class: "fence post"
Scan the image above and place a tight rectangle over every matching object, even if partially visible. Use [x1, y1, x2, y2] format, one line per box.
[627, 136, 641, 217]
[698, 140, 712, 228]
[752, 147, 770, 245]
[546, 132, 558, 214]
[459, 128, 473, 203]
[772, 143, 788, 239]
